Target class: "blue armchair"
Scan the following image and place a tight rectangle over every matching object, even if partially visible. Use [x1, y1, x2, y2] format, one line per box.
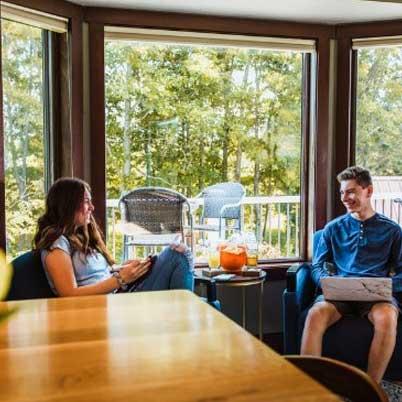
[6, 251, 55, 300]
[6, 250, 221, 310]
[283, 231, 402, 380]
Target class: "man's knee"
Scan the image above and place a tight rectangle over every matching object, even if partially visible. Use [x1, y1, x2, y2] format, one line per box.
[369, 304, 398, 334]
[305, 302, 341, 332]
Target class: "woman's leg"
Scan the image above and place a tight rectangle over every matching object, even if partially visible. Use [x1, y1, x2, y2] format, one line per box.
[137, 247, 194, 291]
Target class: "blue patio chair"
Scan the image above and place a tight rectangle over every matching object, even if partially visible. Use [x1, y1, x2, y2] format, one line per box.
[193, 182, 245, 238]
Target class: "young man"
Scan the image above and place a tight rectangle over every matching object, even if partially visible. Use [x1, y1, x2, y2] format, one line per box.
[301, 166, 402, 383]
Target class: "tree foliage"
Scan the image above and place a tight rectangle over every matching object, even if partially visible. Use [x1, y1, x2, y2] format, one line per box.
[105, 42, 303, 200]
[105, 42, 304, 258]
[356, 47, 402, 175]
[2, 20, 45, 257]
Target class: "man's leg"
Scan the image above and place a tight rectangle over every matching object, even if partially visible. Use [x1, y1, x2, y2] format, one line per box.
[301, 300, 342, 356]
[367, 302, 398, 383]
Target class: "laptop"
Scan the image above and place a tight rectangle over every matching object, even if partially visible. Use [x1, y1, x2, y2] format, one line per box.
[321, 277, 392, 302]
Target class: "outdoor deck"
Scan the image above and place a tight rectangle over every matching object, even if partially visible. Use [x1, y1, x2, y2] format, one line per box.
[106, 191, 402, 261]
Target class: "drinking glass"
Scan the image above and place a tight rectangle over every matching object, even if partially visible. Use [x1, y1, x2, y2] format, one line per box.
[207, 245, 220, 270]
[244, 232, 258, 269]
[246, 249, 258, 268]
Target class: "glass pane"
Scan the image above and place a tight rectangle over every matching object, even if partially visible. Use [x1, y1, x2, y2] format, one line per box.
[356, 47, 402, 224]
[2, 20, 46, 257]
[105, 41, 303, 262]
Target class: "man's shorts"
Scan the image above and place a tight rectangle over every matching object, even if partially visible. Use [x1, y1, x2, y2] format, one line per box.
[313, 294, 400, 318]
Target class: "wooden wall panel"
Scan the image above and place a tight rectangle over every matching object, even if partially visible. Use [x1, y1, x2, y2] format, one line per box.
[337, 20, 402, 39]
[84, 7, 335, 39]
[88, 22, 106, 232]
[70, 16, 84, 178]
[4, 0, 81, 18]
[334, 37, 352, 217]
[315, 38, 332, 229]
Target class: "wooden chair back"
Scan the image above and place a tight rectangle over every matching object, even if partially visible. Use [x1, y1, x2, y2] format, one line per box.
[284, 355, 388, 402]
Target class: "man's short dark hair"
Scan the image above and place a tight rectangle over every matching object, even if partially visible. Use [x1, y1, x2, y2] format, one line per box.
[336, 166, 372, 188]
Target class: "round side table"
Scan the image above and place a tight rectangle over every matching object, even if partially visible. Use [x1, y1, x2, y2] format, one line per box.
[195, 270, 266, 340]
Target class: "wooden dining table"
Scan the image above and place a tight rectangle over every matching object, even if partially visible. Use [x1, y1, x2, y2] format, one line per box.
[0, 290, 340, 402]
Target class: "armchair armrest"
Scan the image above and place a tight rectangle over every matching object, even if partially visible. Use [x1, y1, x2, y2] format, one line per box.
[286, 263, 308, 292]
[286, 262, 317, 312]
[283, 262, 315, 354]
[194, 277, 217, 303]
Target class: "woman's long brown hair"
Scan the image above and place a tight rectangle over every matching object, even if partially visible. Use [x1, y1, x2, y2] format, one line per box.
[33, 177, 114, 265]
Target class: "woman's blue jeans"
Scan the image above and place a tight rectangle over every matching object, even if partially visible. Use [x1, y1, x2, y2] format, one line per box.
[135, 247, 194, 291]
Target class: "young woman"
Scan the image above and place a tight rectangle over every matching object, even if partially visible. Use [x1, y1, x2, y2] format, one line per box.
[34, 178, 194, 297]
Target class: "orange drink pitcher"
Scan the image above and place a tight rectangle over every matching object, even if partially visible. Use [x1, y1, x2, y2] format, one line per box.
[219, 242, 247, 271]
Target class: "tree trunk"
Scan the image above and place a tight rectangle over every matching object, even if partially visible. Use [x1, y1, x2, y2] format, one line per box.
[262, 117, 273, 239]
[221, 55, 235, 182]
[235, 146, 242, 181]
[253, 62, 261, 240]
[122, 62, 132, 190]
[234, 62, 250, 181]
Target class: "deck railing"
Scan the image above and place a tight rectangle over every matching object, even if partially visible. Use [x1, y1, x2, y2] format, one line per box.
[106, 192, 402, 261]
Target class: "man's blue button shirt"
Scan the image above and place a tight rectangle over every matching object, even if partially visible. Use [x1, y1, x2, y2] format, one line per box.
[312, 213, 402, 292]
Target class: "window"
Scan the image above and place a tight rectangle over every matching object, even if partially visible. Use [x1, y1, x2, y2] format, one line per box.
[104, 28, 314, 262]
[2, 19, 46, 256]
[354, 39, 402, 224]
[1, 3, 68, 257]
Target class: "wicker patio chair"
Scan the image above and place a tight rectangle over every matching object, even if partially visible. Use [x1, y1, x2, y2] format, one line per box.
[193, 182, 245, 238]
[118, 187, 193, 259]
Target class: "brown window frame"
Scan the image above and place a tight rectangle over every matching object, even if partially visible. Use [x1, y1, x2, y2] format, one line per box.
[335, 21, 402, 218]
[0, 0, 83, 252]
[86, 9, 334, 265]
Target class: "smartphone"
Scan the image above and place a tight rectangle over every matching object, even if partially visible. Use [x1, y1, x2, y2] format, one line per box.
[127, 254, 157, 293]
[148, 254, 157, 268]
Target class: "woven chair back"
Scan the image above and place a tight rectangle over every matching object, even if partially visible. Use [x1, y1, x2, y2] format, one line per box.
[119, 187, 188, 236]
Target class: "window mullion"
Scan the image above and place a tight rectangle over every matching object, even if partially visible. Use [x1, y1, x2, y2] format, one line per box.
[42, 29, 53, 192]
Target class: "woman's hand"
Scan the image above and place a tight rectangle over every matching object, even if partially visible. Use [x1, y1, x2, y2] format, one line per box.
[119, 258, 151, 283]
[170, 242, 188, 254]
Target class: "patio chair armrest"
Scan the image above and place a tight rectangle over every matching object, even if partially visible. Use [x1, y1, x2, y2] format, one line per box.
[219, 200, 243, 216]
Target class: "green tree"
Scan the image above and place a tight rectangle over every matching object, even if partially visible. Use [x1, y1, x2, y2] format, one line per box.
[356, 47, 402, 175]
[2, 20, 45, 256]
